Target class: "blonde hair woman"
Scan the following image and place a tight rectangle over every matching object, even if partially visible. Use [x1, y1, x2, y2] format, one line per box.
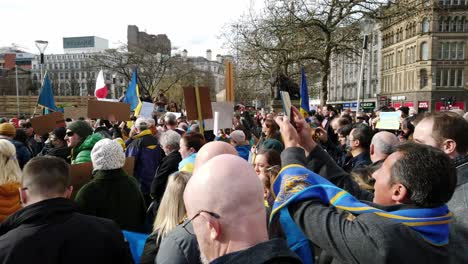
[0, 139, 22, 222]
[140, 171, 190, 264]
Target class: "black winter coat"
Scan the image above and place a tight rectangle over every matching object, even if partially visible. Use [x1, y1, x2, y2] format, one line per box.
[0, 198, 132, 264]
[210, 239, 302, 264]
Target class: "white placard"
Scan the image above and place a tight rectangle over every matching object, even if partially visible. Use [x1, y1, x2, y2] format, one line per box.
[213, 112, 219, 136]
[204, 102, 234, 130]
[139, 102, 155, 118]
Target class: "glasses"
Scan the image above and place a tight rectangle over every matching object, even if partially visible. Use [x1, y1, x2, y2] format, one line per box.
[182, 210, 220, 235]
[66, 131, 75, 137]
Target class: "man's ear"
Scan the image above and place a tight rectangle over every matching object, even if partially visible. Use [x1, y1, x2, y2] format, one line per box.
[19, 187, 27, 206]
[354, 139, 361, 148]
[64, 186, 74, 199]
[391, 183, 409, 204]
[208, 217, 221, 241]
[370, 144, 375, 155]
[442, 139, 457, 156]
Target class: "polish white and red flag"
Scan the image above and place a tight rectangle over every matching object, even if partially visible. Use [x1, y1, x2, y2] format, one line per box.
[94, 70, 108, 99]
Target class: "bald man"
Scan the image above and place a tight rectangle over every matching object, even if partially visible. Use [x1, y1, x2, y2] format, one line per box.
[184, 155, 301, 264]
[370, 131, 399, 163]
[193, 141, 237, 172]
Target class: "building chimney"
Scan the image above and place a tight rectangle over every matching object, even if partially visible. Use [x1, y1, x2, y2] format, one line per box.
[182, 49, 188, 58]
[206, 49, 212, 61]
[216, 54, 222, 63]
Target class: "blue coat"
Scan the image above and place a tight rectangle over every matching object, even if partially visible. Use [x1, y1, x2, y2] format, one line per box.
[126, 130, 164, 195]
[235, 145, 250, 161]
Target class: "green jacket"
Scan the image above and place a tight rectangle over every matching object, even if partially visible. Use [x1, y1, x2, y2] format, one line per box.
[74, 168, 146, 232]
[71, 133, 103, 164]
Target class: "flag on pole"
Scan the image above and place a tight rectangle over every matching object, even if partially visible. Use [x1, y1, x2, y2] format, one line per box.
[299, 67, 310, 117]
[37, 71, 58, 111]
[123, 68, 142, 115]
[94, 69, 108, 99]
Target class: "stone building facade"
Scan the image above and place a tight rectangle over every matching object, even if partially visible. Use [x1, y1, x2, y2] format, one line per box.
[381, 0, 468, 112]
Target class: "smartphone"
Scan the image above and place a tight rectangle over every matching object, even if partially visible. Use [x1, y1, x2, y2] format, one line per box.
[290, 106, 297, 129]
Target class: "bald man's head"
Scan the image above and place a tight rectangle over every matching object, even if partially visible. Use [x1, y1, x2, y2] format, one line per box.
[370, 131, 399, 163]
[193, 141, 237, 172]
[184, 154, 268, 261]
[186, 154, 264, 218]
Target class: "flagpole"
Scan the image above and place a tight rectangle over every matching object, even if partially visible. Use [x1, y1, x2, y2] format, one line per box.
[15, 65, 20, 117]
[31, 71, 44, 119]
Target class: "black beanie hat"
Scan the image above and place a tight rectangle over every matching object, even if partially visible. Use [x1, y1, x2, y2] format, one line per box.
[67, 120, 93, 140]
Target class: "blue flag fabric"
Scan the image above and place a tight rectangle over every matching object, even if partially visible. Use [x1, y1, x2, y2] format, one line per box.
[299, 67, 310, 117]
[123, 68, 142, 113]
[271, 164, 452, 263]
[37, 72, 58, 111]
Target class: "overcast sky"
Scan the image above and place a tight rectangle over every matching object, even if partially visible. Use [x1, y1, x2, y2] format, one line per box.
[1, 0, 261, 57]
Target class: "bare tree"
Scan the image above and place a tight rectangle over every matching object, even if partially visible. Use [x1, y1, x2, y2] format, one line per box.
[223, 0, 418, 105]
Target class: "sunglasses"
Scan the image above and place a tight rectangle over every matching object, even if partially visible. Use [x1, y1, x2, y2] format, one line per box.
[66, 131, 75, 137]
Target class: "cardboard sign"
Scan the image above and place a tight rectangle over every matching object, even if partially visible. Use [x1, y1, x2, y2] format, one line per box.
[69, 157, 135, 197]
[87, 100, 131, 121]
[64, 107, 88, 119]
[376, 112, 401, 130]
[204, 102, 234, 130]
[31, 112, 65, 136]
[139, 102, 155, 118]
[183, 86, 213, 120]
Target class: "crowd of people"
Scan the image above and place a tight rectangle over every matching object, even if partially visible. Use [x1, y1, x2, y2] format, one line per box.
[0, 103, 466, 264]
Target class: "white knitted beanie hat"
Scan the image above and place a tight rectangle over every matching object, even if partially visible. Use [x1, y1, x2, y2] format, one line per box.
[91, 138, 125, 170]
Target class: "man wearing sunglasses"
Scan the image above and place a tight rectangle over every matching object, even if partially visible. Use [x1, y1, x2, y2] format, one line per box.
[184, 154, 301, 264]
[65, 120, 103, 164]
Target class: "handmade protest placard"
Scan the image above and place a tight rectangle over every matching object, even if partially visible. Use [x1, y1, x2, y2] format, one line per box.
[376, 112, 401, 130]
[183, 86, 212, 121]
[204, 102, 234, 130]
[64, 107, 88, 119]
[31, 112, 65, 136]
[87, 100, 131, 121]
[139, 102, 155, 118]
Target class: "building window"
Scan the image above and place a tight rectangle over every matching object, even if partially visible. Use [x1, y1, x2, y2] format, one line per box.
[452, 17, 458, 32]
[450, 69, 456, 86]
[422, 18, 430, 33]
[445, 18, 450, 32]
[457, 69, 463, 86]
[451, 42, 457, 59]
[420, 69, 428, 88]
[443, 43, 450, 58]
[421, 42, 429, 60]
[442, 69, 449, 86]
[457, 42, 464, 59]
[436, 69, 441, 86]
[458, 17, 464, 32]
[439, 17, 444, 32]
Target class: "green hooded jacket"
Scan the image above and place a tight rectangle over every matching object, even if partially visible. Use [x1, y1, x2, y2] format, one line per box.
[71, 133, 103, 164]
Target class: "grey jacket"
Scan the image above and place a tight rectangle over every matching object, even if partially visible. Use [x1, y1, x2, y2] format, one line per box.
[447, 155, 468, 264]
[155, 222, 201, 264]
[276, 146, 450, 264]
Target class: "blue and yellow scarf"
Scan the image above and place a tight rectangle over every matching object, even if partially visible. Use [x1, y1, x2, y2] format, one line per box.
[270, 164, 452, 264]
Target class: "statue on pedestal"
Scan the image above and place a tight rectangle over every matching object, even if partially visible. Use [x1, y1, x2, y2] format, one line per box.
[271, 73, 301, 100]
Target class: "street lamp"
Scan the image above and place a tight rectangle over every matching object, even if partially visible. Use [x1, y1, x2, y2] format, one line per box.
[35, 40, 48, 87]
[356, 18, 373, 113]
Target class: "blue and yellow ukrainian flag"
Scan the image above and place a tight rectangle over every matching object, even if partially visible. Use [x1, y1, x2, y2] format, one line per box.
[299, 67, 310, 117]
[270, 164, 452, 264]
[123, 68, 142, 115]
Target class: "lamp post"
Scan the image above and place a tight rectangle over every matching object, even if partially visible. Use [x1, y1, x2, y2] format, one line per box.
[35, 40, 48, 87]
[356, 18, 373, 113]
